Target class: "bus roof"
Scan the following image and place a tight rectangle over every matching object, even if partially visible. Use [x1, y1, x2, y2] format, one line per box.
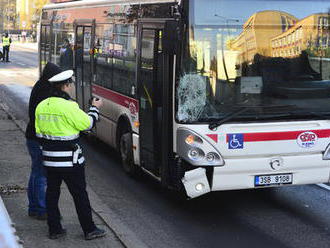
[43, 0, 180, 10]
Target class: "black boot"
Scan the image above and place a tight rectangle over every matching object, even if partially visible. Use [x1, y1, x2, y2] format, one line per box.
[49, 229, 67, 239]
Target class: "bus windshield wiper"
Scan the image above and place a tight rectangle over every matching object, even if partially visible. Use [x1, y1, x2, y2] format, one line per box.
[208, 104, 296, 130]
[290, 111, 330, 119]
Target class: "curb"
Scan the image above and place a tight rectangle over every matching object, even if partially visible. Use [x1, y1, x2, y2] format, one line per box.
[0, 102, 148, 248]
[87, 186, 149, 248]
[0, 195, 22, 248]
[0, 103, 23, 248]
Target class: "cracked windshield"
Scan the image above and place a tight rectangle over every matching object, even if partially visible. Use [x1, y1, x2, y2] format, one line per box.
[178, 0, 330, 123]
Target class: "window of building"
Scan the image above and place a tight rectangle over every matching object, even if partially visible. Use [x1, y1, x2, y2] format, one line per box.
[322, 37, 327, 47]
[298, 28, 302, 39]
[281, 16, 287, 32]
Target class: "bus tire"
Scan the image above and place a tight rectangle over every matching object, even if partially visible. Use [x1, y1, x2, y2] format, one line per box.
[120, 132, 139, 176]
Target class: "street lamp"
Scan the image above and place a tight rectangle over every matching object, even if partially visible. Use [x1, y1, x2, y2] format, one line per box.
[214, 14, 240, 83]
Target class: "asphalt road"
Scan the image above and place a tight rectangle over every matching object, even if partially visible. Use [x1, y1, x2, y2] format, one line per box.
[0, 45, 329, 248]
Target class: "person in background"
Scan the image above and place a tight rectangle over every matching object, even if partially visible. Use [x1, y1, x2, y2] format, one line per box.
[2, 33, 12, 62]
[35, 65, 106, 240]
[25, 62, 63, 220]
[59, 38, 73, 70]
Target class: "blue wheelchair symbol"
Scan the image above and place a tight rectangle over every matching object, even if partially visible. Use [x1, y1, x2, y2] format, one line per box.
[228, 134, 244, 149]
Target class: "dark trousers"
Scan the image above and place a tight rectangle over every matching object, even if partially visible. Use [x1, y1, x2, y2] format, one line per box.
[46, 166, 96, 235]
[3, 46, 9, 62]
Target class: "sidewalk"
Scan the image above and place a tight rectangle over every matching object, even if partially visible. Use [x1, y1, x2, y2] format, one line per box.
[0, 102, 124, 247]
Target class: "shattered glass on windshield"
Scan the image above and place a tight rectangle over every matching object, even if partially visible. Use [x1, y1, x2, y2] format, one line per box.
[177, 74, 206, 122]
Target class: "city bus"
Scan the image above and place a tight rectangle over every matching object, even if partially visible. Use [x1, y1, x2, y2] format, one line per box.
[39, 0, 330, 198]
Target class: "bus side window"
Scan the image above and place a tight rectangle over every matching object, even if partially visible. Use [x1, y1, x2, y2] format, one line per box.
[93, 24, 113, 90]
[111, 24, 137, 97]
[51, 28, 74, 70]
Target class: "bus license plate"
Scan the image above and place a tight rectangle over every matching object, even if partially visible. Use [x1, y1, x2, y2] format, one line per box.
[255, 174, 293, 186]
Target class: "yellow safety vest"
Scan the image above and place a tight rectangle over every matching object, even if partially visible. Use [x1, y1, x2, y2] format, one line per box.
[2, 37, 10, 47]
[35, 97, 92, 140]
[35, 97, 100, 167]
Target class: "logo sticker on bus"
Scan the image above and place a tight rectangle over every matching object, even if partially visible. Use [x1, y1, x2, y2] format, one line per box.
[228, 134, 244, 149]
[297, 131, 318, 148]
[129, 102, 137, 115]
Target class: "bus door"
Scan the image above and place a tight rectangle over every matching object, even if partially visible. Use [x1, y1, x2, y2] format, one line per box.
[74, 20, 95, 111]
[137, 21, 172, 176]
[39, 24, 52, 74]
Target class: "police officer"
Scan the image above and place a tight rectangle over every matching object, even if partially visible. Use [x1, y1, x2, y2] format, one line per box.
[2, 33, 11, 62]
[35, 66, 106, 240]
[26, 62, 62, 220]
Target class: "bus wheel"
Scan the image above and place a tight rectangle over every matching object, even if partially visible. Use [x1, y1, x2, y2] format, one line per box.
[120, 132, 138, 176]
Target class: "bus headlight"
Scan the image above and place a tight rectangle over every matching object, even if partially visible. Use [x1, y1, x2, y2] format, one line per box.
[188, 148, 205, 161]
[177, 128, 225, 166]
[195, 182, 205, 192]
[206, 152, 220, 163]
[185, 134, 203, 145]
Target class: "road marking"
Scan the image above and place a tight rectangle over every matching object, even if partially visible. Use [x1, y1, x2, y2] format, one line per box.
[316, 183, 330, 191]
[16, 62, 27, 66]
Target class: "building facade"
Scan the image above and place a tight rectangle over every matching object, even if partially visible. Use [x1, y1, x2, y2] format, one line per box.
[14, 0, 50, 32]
[271, 14, 330, 58]
[0, 0, 17, 33]
[231, 10, 298, 63]
[231, 10, 330, 62]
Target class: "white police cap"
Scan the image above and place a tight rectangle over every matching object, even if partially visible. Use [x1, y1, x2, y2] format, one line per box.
[48, 70, 74, 83]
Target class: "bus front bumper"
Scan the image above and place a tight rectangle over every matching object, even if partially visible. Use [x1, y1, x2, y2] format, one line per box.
[182, 154, 330, 198]
[181, 168, 211, 198]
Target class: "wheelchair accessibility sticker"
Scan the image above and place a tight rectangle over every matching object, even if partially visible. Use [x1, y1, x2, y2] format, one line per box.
[227, 134, 244, 149]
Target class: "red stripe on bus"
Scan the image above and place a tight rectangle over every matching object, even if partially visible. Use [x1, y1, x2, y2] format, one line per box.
[92, 84, 139, 113]
[206, 134, 218, 143]
[226, 129, 330, 142]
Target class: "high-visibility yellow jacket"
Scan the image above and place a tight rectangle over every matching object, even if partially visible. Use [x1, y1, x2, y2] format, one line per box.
[35, 96, 99, 167]
[2, 37, 10, 47]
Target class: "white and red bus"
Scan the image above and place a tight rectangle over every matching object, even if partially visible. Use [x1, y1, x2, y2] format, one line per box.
[40, 0, 330, 198]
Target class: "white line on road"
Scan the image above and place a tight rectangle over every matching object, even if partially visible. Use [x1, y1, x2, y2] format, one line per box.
[316, 183, 330, 191]
[16, 62, 27, 66]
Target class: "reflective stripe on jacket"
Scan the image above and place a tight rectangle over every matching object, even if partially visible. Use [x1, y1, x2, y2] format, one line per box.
[41, 145, 85, 167]
[2, 37, 10, 47]
[35, 97, 99, 167]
